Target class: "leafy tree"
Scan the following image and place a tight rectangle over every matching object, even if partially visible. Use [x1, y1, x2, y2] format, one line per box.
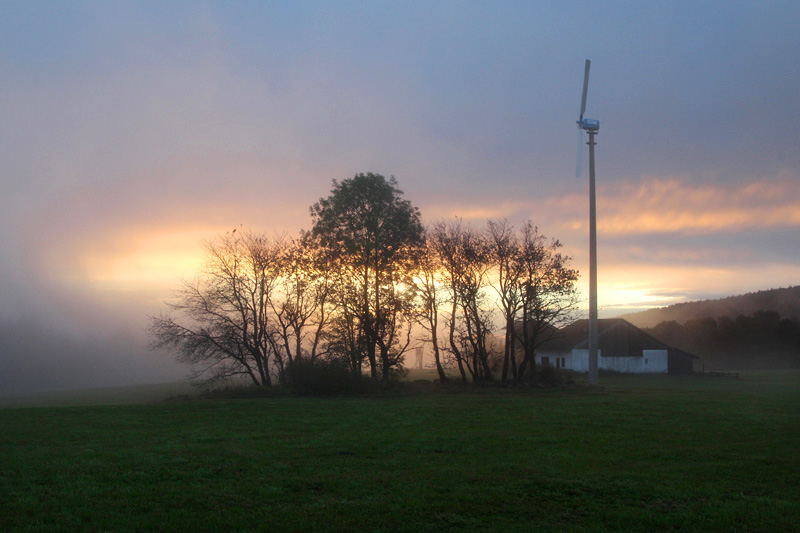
[310, 173, 424, 381]
[649, 320, 684, 347]
[514, 222, 579, 381]
[323, 260, 370, 375]
[645, 311, 800, 370]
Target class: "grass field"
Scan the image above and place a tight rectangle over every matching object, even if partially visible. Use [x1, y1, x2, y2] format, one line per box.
[1, 372, 798, 531]
[0, 380, 199, 409]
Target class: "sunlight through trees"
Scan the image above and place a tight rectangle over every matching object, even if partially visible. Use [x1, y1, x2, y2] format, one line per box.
[150, 174, 579, 387]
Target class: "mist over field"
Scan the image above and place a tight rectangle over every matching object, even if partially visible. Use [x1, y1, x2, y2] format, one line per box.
[0, 317, 185, 395]
[1, 2, 798, 394]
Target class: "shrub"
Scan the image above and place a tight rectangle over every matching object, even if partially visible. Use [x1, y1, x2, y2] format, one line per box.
[284, 358, 373, 396]
[536, 363, 564, 386]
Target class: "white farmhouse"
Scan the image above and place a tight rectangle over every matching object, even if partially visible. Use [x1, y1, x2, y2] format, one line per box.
[535, 318, 697, 375]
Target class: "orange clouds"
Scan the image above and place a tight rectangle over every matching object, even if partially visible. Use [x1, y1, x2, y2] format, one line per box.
[423, 174, 800, 240]
[413, 173, 800, 247]
[594, 175, 800, 236]
[24, 167, 799, 324]
[531, 174, 800, 315]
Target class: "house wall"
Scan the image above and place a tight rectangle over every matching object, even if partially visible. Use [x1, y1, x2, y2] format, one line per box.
[536, 349, 595, 372]
[569, 349, 590, 372]
[601, 349, 668, 373]
[537, 349, 668, 374]
[536, 351, 574, 370]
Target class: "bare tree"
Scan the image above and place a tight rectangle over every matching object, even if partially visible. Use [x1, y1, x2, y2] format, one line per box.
[414, 229, 447, 382]
[487, 219, 524, 382]
[427, 219, 580, 384]
[454, 228, 494, 382]
[431, 220, 469, 383]
[431, 220, 495, 383]
[269, 235, 333, 381]
[149, 230, 284, 386]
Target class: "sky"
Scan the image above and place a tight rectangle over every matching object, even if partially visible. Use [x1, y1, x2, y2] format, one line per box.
[1, 1, 799, 393]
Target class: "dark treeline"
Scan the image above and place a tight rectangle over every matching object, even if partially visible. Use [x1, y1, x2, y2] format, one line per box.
[644, 311, 800, 370]
[149, 173, 579, 389]
[625, 286, 800, 328]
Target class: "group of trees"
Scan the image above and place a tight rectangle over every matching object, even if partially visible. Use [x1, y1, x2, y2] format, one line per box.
[645, 311, 800, 369]
[150, 173, 579, 387]
[421, 218, 579, 384]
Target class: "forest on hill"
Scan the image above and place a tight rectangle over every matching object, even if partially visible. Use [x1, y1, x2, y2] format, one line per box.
[623, 286, 800, 328]
[643, 311, 800, 371]
[623, 287, 800, 371]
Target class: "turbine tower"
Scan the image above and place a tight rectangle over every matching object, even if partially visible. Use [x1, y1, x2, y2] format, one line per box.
[576, 59, 599, 385]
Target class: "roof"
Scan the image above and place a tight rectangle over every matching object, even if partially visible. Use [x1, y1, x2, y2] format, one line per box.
[539, 318, 696, 358]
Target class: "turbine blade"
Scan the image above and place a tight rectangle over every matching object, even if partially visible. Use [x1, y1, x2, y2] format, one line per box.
[576, 129, 584, 177]
[580, 59, 591, 120]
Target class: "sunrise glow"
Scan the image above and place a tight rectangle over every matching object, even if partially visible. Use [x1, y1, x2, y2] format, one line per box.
[2, 2, 798, 393]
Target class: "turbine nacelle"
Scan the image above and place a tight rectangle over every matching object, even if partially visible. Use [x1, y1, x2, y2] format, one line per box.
[578, 118, 600, 133]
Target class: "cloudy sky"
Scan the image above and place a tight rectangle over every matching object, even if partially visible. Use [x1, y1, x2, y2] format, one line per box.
[1, 1, 798, 392]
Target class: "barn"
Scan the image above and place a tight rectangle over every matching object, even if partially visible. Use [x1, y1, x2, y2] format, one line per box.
[535, 318, 697, 375]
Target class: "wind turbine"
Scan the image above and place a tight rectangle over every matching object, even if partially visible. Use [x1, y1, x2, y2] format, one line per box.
[576, 59, 600, 385]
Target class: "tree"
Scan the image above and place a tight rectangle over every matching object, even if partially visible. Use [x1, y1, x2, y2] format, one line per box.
[148, 230, 285, 386]
[428, 219, 578, 384]
[268, 235, 333, 382]
[452, 225, 494, 382]
[487, 219, 524, 382]
[430, 219, 496, 383]
[414, 229, 448, 382]
[310, 173, 424, 381]
[514, 222, 579, 381]
[323, 254, 370, 375]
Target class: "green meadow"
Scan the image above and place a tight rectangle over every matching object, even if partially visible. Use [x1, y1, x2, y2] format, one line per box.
[1, 372, 798, 532]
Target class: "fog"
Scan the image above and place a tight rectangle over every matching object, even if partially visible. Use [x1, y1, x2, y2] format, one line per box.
[0, 315, 185, 396]
[2, 2, 799, 394]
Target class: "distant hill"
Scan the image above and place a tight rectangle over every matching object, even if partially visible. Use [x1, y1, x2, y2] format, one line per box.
[622, 287, 800, 371]
[623, 286, 800, 329]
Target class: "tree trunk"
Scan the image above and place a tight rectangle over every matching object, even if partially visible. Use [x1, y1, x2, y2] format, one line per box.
[431, 328, 446, 383]
[510, 343, 518, 381]
[448, 300, 468, 384]
[367, 339, 378, 380]
[501, 318, 514, 382]
[380, 346, 391, 381]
